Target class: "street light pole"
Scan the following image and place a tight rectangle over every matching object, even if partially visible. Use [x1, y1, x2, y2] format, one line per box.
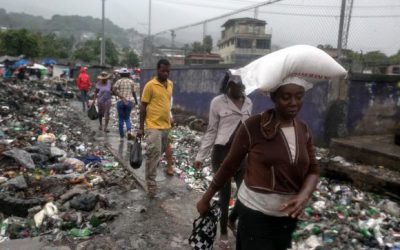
[144, 0, 152, 67]
[100, 0, 106, 66]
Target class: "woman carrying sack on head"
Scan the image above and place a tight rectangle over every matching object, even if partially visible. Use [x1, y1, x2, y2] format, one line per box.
[196, 45, 346, 250]
[93, 71, 112, 133]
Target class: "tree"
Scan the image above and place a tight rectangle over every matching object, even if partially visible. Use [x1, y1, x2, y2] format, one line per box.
[73, 39, 99, 63]
[191, 42, 203, 52]
[121, 49, 140, 67]
[40, 33, 74, 59]
[73, 36, 120, 65]
[203, 35, 213, 53]
[363, 51, 388, 64]
[389, 49, 400, 64]
[0, 29, 40, 57]
[105, 38, 119, 66]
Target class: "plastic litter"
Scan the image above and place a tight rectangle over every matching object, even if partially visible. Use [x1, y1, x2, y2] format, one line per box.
[6, 175, 28, 189]
[70, 193, 98, 211]
[69, 227, 92, 238]
[37, 133, 56, 144]
[2, 148, 35, 169]
[33, 202, 60, 227]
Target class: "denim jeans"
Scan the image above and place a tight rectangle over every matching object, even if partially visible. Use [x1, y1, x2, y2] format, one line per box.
[80, 90, 88, 109]
[117, 100, 132, 138]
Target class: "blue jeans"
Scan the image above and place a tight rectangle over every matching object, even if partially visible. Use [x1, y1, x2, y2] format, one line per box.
[80, 90, 88, 109]
[117, 100, 133, 138]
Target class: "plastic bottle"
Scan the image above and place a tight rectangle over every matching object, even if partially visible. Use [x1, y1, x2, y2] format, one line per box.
[359, 228, 372, 238]
[0, 219, 8, 236]
[69, 228, 92, 237]
[305, 207, 313, 217]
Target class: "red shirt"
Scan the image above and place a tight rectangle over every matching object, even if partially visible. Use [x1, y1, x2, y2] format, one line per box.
[76, 68, 91, 91]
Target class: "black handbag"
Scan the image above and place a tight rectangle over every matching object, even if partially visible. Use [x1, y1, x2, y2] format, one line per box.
[129, 138, 143, 169]
[189, 201, 221, 250]
[87, 104, 99, 120]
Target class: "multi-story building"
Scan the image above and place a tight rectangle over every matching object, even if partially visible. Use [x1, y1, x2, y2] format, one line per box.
[218, 18, 272, 65]
[185, 52, 222, 65]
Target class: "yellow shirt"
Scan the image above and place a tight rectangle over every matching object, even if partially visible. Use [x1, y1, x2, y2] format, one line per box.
[141, 78, 173, 129]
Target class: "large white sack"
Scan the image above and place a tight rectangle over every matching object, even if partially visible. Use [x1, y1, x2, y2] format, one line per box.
[232, 45, 347, 95]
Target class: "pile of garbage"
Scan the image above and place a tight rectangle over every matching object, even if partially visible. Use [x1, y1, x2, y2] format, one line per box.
[158, 125, 400, 249]
[0, 80, 134, 243]
[292, 178, 400, 249]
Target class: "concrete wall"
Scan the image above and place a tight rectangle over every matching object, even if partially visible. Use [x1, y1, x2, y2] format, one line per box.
[141, 65, 330, 144]
[347, 73, 400, 135]
[140, 67, 400, 145]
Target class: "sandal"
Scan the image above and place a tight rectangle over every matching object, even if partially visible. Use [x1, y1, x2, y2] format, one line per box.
[104, 128, 110, 133]
[228, 221, 237, 238]
[217, 239, 231, 249]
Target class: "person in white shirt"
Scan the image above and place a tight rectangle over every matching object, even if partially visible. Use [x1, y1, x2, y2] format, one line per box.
[194, 71, 253, 249]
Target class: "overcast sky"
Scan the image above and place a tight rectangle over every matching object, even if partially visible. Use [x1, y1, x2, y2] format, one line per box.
[0, 0, 399, 55]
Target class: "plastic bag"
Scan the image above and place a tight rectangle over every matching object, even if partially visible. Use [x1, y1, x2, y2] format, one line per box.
[37, 133, 56, 144]
[87, 104, 99, 120]
[2, 148, 35, 169]
[232, 45, 347, 94]
[130, 138, 142, 169]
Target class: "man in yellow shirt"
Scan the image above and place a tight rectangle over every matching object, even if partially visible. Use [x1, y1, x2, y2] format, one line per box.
[138, 59, 173, 197]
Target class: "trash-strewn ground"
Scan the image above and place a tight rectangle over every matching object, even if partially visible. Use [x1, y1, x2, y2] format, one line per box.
[0, 80, 399, 250]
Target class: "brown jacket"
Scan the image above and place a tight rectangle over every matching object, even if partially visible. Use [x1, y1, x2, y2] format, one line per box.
[210, 109, 320, 195]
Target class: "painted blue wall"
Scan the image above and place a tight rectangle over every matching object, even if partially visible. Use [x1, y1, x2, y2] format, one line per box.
[141, 66, 330, 144]
[141, 68, 400, 144]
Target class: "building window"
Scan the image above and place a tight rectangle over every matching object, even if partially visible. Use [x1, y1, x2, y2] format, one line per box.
[393, 66, 400, 74]
[256, 39, 271, 49]
[237, 38, 252, 49]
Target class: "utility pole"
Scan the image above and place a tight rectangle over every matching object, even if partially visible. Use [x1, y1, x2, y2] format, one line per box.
[202, 22, 207, 65]
[144, 0, 152, 67]
[254, 7, 259, 19]
[171, 30, 176, 48]
[100, 0, 106, 66]
[337, 0, 346, 59]
[148, 0, 152, 38]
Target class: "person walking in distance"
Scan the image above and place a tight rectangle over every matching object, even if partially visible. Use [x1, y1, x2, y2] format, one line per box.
[93, 71, 112, 133]
[194, 71, 253, 249]
[137, 59, 173, 198]
[76, 67, 91, 111]
[113, 68, 138, 140]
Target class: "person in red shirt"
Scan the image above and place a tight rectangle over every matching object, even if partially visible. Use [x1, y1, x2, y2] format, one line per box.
[76, 67, 91, 111]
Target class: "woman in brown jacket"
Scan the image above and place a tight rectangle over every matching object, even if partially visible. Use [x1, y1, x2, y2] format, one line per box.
[196, 79, 320, 250]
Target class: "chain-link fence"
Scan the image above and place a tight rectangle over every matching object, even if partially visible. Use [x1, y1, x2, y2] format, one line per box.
[142, 0, 400, 73]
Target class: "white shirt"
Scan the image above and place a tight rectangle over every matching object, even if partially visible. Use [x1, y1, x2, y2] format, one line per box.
[238, 183, 296, 217]
[281, 127, 296, 162]
[195, 94, 252, 162]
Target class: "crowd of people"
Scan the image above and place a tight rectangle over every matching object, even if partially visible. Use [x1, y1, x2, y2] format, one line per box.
[75, 59, 174, 197]
[74, 51, 336, 250]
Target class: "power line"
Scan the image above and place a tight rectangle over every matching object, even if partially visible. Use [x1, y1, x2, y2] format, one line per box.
[159, 0, 400, 9]
[153, 0, 284, 35]
[154, 1, 400, 18]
